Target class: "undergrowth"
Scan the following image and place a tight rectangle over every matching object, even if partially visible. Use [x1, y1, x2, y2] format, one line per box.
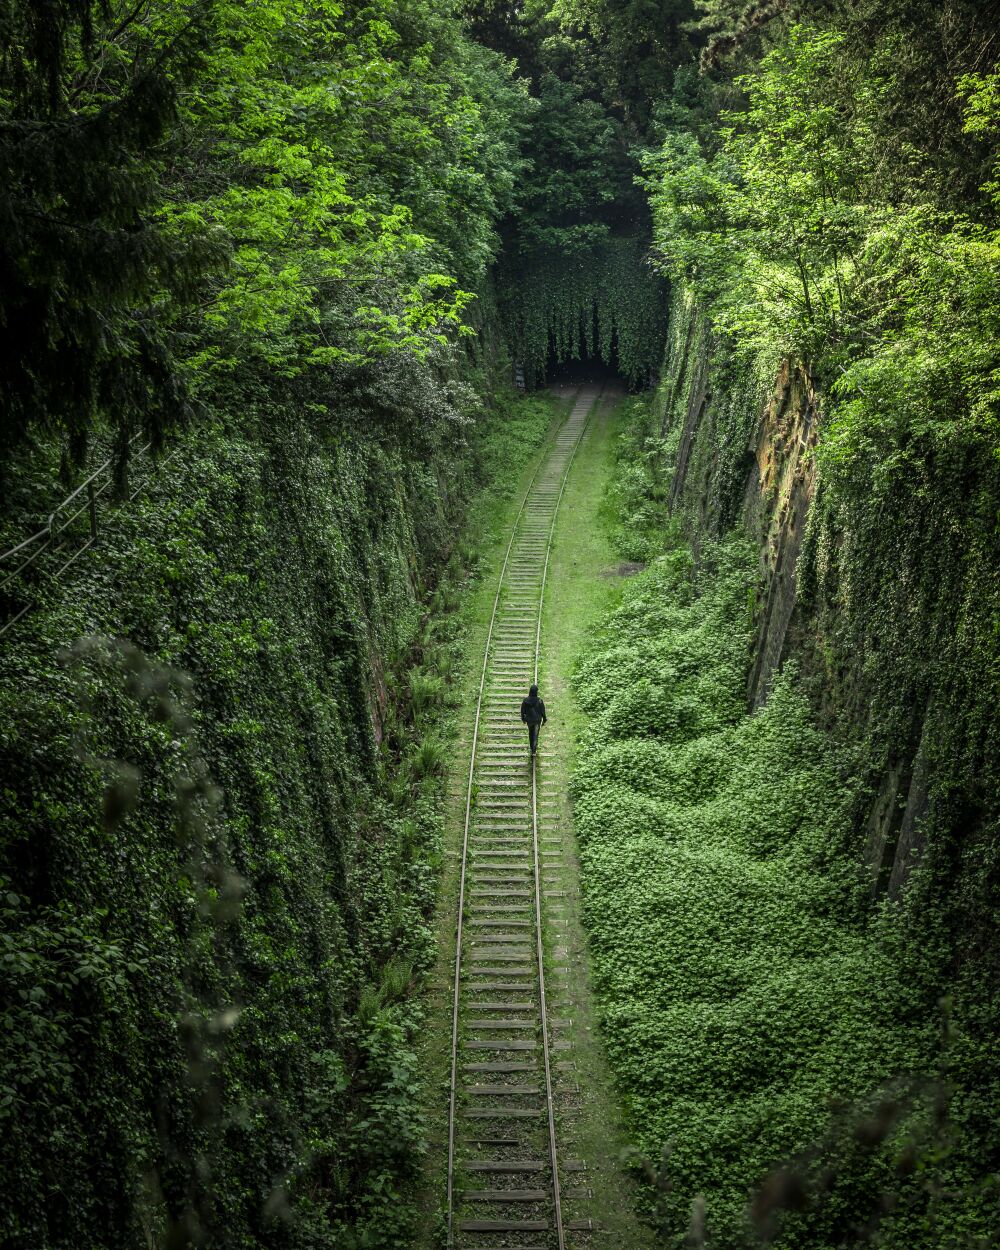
[571, 411, 994, 1248]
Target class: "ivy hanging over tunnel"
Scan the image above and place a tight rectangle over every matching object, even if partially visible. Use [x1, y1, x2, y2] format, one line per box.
[498, 235, 668, 387]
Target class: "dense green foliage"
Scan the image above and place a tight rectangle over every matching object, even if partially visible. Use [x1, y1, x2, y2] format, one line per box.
[470, 1, 670, 384]
[643, 2, 1000, 424]
[0, 0, 208, 469]
[548, 0, 698, 119]
[573, 417, 997, 1247]
[0, 4, 566, 1244]
[0, 385, 556, 1247]
[0, 0, 531, 475]
[3, 0, 999, 1246]
[569, 2, 1000, 1244]
[641, 0, 1000, 1119]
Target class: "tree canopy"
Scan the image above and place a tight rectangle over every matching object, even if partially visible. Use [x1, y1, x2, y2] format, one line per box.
[0, 0, 533, 475]
[1, 3, 999, 1247]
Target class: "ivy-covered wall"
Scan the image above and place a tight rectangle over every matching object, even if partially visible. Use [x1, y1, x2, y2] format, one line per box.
[656, 283, 1000, 905]
[0, 371, 547, 1249]
[571, 327, 998, 1243]
[632, 282, 1000, 1241]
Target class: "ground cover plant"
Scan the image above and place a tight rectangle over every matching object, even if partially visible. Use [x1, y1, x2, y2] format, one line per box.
[2, 0, 998, 1245]
[570, 421, 996, 1247]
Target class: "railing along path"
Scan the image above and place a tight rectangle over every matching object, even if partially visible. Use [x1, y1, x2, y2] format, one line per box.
[447, 386, 601, 1249]
[0, 437, 173, 640]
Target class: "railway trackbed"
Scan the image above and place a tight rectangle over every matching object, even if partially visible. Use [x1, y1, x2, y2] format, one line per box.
[445, 386, 602, 1250]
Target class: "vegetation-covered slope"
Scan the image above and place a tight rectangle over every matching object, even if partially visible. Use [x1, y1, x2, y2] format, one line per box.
[0, 2, 548, 1244]
[1, 375, 560, 1247]
[0, 0, 530, 477]
[569, 2, 999, 1245]
[574, 420, 997, 1246]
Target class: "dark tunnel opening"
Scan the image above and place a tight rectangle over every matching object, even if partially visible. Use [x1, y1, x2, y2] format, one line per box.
[542, 309, 628, 389]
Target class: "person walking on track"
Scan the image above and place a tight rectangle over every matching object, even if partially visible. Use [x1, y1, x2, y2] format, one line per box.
[520, 684, 547, 758]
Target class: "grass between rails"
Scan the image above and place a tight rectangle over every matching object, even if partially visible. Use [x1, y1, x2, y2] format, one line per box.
[569, 401, 991, 1249]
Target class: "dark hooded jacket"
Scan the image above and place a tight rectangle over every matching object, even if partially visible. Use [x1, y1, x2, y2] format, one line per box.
[520, 685, 546, 726]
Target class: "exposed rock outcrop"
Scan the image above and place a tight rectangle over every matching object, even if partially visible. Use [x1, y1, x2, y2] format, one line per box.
[657, 293, 934, 898]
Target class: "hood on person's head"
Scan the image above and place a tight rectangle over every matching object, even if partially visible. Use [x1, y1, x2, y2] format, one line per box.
[529, 684, 538, 697]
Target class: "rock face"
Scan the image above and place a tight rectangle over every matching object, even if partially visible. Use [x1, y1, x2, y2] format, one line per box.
[741, 362, 819, 708]
[659, 314, 823, 693]
[656, 292, 926, 898]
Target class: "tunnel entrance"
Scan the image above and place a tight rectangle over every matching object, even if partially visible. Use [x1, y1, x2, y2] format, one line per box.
[542, 316, 627, 389]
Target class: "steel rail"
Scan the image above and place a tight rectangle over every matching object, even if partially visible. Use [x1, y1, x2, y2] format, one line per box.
[445, 395, 575, 1244]
[529, 390, 596, 1250]
[445, 385, 600, 1249]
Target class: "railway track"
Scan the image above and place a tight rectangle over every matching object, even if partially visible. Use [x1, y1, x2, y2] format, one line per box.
[446, 386, 601, 1249]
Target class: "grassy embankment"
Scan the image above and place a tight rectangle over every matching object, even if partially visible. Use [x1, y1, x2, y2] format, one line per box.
[568, 399, 977, 1248]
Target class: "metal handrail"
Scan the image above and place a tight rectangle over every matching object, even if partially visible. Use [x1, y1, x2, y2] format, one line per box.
[0, 435, 164, 638]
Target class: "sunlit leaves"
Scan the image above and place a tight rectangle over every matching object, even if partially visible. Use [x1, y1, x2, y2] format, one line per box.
[151, 0, 531, 381]
[644, 22, 1000, 461]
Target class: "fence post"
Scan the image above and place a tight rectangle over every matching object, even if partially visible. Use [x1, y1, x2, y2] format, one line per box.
[88, 481, 98, 539]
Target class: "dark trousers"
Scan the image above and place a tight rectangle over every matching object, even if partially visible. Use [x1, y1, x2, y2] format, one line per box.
[527, 722, 540, 754]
